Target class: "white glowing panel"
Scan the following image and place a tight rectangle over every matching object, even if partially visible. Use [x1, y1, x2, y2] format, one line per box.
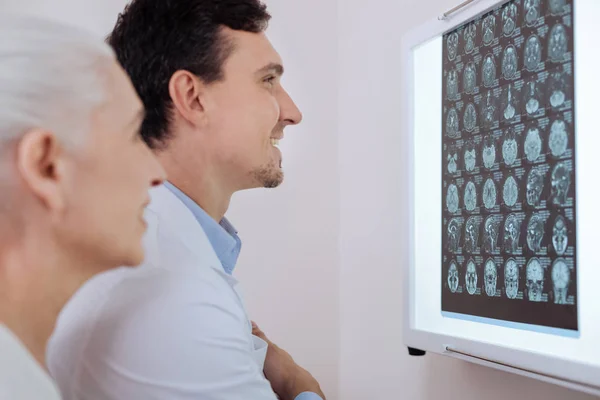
[404, 0, 600, 395]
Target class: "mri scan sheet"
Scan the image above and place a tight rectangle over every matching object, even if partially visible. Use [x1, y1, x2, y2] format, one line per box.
[441, 0, 577, 331]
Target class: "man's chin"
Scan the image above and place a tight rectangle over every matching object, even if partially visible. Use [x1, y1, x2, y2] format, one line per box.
[263, 174, 283, 189]
[251, 166, 284, 189]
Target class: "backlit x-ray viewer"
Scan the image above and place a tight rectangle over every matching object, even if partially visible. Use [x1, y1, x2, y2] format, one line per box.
[401, 0, 600, 396]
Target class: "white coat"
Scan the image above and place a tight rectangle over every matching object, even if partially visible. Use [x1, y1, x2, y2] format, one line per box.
[47, 184, 278, 400]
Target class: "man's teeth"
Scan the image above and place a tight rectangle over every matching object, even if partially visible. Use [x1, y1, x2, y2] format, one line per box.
[270, 138, 280, 147]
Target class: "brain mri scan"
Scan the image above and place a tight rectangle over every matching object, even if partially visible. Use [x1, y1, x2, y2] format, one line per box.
[483, 135, 496, 169]
[549, 119, 569, 158]
[483, 178, 497, 210]
[463, 103, 477, 132]
[464, 141, 477, 172]
[446, 108, 459, 138]
[524, 0, 541, 26]
[447, 32, 459, 61]
[484, 259, 498, 296]
[447, 147, 458, 174]
[552, 259, 570, 304]
[549, 0, 567, 15]
[481, 90, 498, 129]
[502, 128, 518, 166]
[447, 69, 459, 100]
[464, 181, 477, 212]
[465, 216, 481, 253]
[552, 215, 568, 256]
[502, 3, 518, 36]
[525, 35, 542, 71]
[483, 14, 496, 45]
[482, 54, 497, 87]
[504, 258, 519, 299]
[463, 62, 477, 94]
[483, 215, 500, 253]
[526, 168, 545, 207]
[501, 83, 519, 122]
[442, 1, 577, 326]
[502, 45, 518, 80]
[447, 183, 459, 213]
[503, 214, 521, 254]
[548, 24, 568, 63]
[548, 69, 568, 109]
[527, 214, 545, 252]
[503, 175, 519, 208]
[551, 162, 571, 206]
[464, 23, 477, 54]
[466, 259, 478, 295]
[526, 258, 544, 302]
[448, 218, 462, 252]
[523, 79, 543, 116]
[524, 126, 542, 163]
[448, 261, 460, 293]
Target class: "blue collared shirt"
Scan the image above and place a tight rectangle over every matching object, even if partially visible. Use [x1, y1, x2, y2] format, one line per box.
[163, 182, 323, 400]
[164, 181, 241, 275]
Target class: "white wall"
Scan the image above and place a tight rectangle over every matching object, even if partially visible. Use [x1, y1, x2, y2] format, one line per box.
[338, 0, 597, 400]
[1, 0, 124, 36]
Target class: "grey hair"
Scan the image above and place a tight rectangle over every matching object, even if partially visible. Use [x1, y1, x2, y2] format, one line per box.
[0, 14, 116, 148]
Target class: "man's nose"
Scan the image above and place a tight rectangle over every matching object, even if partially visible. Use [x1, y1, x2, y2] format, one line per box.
[279, 87, 303, 126]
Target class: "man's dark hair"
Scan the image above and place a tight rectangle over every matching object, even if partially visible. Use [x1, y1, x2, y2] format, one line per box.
[107, 0, 271, 149]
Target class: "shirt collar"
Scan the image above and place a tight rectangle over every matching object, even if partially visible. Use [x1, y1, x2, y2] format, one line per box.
[163, 181, 242, 275]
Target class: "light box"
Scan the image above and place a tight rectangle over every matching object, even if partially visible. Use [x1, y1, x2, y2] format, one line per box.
[402, 0, 600, 395]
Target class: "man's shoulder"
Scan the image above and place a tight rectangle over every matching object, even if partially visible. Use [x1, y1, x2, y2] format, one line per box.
[143, 185, 223, 272]
[47, 261, 247, 396]
[0, 326, 62, 400]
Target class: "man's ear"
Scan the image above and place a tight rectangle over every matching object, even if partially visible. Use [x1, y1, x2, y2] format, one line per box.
[17, 129, 65, 211]
[168, 70, 208, 128]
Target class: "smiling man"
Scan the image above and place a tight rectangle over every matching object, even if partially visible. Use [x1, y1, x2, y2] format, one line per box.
[47, 1, 325, 400]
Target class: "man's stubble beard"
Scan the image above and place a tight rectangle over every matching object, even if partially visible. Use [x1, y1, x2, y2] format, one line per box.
[251, 161, 284, 189]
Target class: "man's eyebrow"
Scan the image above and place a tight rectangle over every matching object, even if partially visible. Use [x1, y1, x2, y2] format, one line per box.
[255, 62, 284, 76]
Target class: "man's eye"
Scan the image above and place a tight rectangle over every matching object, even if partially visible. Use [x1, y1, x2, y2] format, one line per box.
[264, 75, 277, 86]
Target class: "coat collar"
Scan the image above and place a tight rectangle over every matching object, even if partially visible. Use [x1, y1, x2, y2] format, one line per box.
[144, 184, 239, 286]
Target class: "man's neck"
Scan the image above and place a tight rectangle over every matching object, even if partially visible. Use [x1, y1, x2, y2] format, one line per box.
[158, 156, 234, 222]
[0, 243, 82, 370]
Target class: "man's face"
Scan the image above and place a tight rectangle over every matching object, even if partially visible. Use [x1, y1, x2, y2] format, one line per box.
[57, 62, 165, 269]
[203, 29, 302, 190]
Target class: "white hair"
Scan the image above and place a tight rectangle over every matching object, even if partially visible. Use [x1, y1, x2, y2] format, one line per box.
[0, 14, 116, 147]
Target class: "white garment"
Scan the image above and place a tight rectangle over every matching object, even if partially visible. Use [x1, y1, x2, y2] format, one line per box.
[0, 324, 62, 399]
[47, 185, 277, 400]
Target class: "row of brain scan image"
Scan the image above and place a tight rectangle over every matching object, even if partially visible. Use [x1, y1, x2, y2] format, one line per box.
[446, 256, 573, 304]
[446, 121, 571, 175]
[446, 0, 571, 63]
[445, 212, 571, 257]
[446, 25, 569, 90]
[445, 162, 572, 215]
[445, 67, 572, 122]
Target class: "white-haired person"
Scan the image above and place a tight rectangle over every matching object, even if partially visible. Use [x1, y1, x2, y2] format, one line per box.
[0, 15, 165, 399]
